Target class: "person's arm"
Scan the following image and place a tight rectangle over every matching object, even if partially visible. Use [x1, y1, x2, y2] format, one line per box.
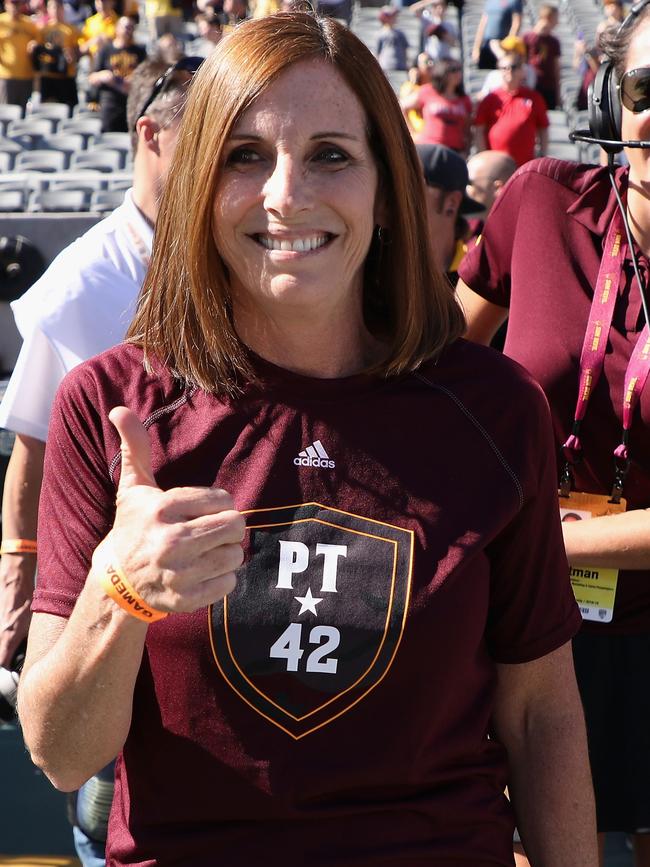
[18, 406, 244, 791]
[553, 55, 561, 104]
[473, 123, 487, 152]
[456, 278, 508, 344]
[562, 510, 650, 569]
[509, 10, 522, 36]
[538, 126, 549, 156]
[492, 643, 598, 866]
[0, 435, 45, 668]
[472, 13, 487, 62]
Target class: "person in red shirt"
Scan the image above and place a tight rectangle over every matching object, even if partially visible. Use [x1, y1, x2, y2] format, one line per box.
[17, 12, 596, 867]
[522, 4, 561, 109]
[401, 57, 472, 154]
[474, 50, 549, 165]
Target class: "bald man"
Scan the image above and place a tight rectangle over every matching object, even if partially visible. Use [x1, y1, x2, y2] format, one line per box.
[466, 150, 517, 214]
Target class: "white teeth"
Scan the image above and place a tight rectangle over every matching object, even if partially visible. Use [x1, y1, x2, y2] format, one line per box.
[258, 234, 329, 252]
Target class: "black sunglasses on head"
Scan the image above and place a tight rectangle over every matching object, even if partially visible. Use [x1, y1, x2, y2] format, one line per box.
[619, 66, 650, 113]
[134, 56, 204, 130]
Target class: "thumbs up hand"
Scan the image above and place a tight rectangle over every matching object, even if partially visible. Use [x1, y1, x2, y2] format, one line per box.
[103, 406, 244, 614]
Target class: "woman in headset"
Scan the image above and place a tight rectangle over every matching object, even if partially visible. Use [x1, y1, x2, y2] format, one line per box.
[458, 4, 650, 863]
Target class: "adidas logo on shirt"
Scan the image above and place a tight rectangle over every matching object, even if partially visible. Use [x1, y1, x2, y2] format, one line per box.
[294, 440, 335, 469]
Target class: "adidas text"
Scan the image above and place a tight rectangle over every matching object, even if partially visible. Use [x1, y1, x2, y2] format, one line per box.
[293, 456, 335, 468]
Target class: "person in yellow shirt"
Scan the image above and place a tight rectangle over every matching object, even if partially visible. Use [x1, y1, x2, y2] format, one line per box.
[79, 0, 119, 58]
[35, 0, 81, 106]
[143, 0, 184, 42]
[0, 0, 41, 108]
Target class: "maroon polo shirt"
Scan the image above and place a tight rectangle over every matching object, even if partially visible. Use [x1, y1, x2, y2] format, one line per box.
[474, 87, 549, 167]
[459, 157, 650, 634]
[522, 31, 561, 91]
[34, 340, 579, 865]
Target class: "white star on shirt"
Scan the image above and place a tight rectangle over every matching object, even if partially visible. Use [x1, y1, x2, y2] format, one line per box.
[294, 587, 323, 616]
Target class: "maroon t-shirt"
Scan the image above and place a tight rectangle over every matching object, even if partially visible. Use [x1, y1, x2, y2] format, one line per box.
[35, 339, 580, 866]
[522, 31, 561, 91]
[459, 157, 650, 634]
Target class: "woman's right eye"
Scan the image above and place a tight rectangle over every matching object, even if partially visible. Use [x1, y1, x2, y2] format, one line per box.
[226, 147, 262, 165]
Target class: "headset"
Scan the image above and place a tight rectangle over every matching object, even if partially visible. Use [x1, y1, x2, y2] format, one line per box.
[570, 0, 650, 153]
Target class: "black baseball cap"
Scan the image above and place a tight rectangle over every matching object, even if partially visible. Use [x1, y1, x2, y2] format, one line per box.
[416, 144, 484, 214]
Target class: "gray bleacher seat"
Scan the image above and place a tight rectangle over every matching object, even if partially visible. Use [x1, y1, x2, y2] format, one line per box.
[0, 152, 12, 173]
[0, 139, 20, 170]
[70, 150, 123, 173]
[58, 117, 103, 143]
[93, 142, 130, 169]
[6, 117, 57, 149]
[28, 187, 89, 213]
[49, 177, 105, 197]
[72, 104, 100, 118]
[41, 133, 87, 168]
[15, 149, 67, 173]
[108, 176, 131, 191]
[26, 102, 72, 121]
[0, 104, 23, 136]
[90, 188, 125, 212]
[0, 189, 24, 212]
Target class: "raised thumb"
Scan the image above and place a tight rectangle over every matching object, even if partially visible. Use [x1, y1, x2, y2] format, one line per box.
[109, 406, 157, 490]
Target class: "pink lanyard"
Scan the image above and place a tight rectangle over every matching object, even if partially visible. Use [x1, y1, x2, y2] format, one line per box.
[561, 209, 650, 502]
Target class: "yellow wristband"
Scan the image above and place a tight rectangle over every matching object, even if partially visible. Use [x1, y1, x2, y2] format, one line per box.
[93, 541, 168, 624]
[0, 538, 37, 555]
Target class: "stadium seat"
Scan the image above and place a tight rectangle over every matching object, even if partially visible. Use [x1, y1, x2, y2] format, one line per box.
[49, 177, 105, 197]
[26, 102, 72, 121]
[90, 188, 125, 212]
[29, 188, 89, 212]
[70, 150, 123, 173]
[0, 152, 12, 173]
[0, 139, 20, 170]
[15, 150, 67, 173]
[6, 117, 57, 149]
[42, 133, 87, 167]
[0, 189, 25, 212]
[0, 104, 23, 136]
[58, 117, 103, 144]
[108, 176, 132, 191]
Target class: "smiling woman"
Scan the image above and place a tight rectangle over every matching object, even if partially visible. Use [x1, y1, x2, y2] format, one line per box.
[18, 11, 596, 867]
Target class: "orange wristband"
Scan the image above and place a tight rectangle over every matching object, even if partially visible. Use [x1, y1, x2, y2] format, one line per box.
[93, 541, 168, 624]
[0, 538, 37, 555]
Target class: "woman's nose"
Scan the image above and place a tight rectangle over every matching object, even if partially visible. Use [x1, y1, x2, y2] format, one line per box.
[263, 154, 312, 218]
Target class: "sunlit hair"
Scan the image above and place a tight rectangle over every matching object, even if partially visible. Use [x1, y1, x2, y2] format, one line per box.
[128, 12, 464, 394]
[600, 3, 650, 78]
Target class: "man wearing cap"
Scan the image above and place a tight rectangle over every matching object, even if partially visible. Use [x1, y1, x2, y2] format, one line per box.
[416, 143, 484, 282]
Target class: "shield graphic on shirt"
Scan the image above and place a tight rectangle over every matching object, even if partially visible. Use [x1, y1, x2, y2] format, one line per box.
[209, 502, 414, 739]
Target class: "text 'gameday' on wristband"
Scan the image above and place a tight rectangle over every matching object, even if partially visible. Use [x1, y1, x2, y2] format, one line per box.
[94, 542, 168, 624]
[0, 538, 37, 555]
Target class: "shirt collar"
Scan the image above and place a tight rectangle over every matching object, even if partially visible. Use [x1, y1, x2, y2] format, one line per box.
[566, 164, 628, 235]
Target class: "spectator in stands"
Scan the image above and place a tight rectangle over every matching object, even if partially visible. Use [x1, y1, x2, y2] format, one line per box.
[143, 0, 184, 42]
[471, 0, 522, 69]
[222, 0, 248, 27]
[409, 0, 458, 60]
[190, 10, 222, 56]
[523, 3, 561, 110]
[79, 0, 118, 57]
[399, 50, 432, 135]
[478, 35, 536, 96]
[34, 0, 80, 107]
[375, 5, 409, 73]
[0, 0, 41, 108]
[416, 143, 483, 279]
[29, 0, 49, 27]
[465, 149, 517, 236]
[251, 0, 280, 18]
[88, 15, 146, 132]
[0, 56, 196, 867]
[474, 50, 549, 166]
[154, 31, 184, 64]
[596, 0, 625, 41]
[401, 57, 471, 154]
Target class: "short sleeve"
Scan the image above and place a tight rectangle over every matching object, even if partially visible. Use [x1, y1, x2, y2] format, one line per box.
[32, 367, 116, 618]
[457, 169, 524, 307]
[0, 328, 66, 440]
[484, 378, 581, 662]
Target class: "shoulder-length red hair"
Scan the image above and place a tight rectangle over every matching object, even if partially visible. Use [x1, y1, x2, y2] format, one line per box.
[128, 12, 464, 393]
